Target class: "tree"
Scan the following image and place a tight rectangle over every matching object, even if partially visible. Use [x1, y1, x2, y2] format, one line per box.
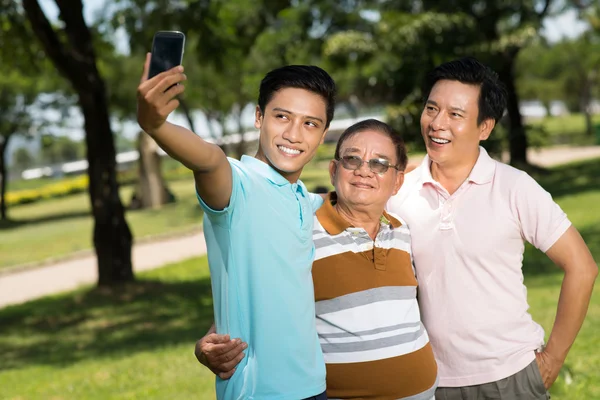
[22, 0, 133, 285]
[12, 147, 35, 171]
[0, 0, 67, 220]
[324, 1, 557, 165]
[40, 134, 86, 164]
[516, 36, 600, 136]
[0, 74, 37, 220]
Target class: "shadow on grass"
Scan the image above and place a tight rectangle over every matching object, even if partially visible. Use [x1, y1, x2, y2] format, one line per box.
[0, 210, 92, 231]
[523, 225, 600, 277]
[0, 276, 214, 371]
[531, 158, 600, 198]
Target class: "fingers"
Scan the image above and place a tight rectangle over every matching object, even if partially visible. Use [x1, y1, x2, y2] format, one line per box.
[138, 65, 185, 98]
[206, 333, 231, 344]
[203, 338, 247, 372]
[218, 345, 246, 371]
[148, 72, 187, 97]
[140, 52, 151, 84]
[218, 369, 236, 380]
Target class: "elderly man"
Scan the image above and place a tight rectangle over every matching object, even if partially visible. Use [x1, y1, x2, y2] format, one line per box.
[388, 57, 598, 399]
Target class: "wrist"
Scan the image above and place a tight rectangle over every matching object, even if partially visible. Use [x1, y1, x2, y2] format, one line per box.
[543, 342, 568, 362]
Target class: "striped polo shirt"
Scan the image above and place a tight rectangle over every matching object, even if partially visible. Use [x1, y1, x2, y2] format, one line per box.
[312, 193, 438, 400]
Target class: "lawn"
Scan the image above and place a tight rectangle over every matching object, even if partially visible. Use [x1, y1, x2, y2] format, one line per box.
[0, 158, 599, 399]
[0, 257, 218, 400]
[527, 113, 600, 147]
[0, 179, 203, 270]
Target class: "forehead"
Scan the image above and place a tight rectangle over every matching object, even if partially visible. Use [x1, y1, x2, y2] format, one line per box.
[267, 87, 327, 117]
[428, 80, 480, 110]
[340, 130, 396, 158]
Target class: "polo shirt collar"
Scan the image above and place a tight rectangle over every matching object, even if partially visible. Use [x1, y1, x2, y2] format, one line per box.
[467, 147, 496, 184]
[418, 146, 496, 187]
[317, 192, 402, 235]
[241, 155, 291, 187]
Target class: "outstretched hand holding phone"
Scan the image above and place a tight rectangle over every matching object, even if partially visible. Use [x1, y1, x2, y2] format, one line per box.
[136, 52, 233, 211]
[137, 53, 187, 135]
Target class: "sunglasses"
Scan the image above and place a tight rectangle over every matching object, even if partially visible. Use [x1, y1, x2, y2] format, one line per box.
[336, 155, 401, 174]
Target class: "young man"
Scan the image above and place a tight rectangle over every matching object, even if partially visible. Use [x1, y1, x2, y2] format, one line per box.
[137, 55, 336, 400]
[388, 57, 598, 399]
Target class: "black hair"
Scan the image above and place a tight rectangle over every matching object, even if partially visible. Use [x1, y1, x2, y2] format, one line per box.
[422, 57, 507, 125]
[334, 119, 408, 171]
[258, 65, 337, 128]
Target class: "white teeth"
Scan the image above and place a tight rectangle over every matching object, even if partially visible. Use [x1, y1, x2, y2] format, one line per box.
[278, 146, 301, 155]
[431, 137, 450, 144]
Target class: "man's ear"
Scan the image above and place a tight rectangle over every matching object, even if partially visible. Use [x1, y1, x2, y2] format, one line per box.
[479, 118, 496, 141]
[320, 128, 330, 145]
[254, 105, 263, 129]
[392, 171, 404, 196]
[329, 159, 337, 187]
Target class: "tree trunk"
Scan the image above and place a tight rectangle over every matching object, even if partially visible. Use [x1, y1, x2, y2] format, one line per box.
[179, 97, 197, 133]
[234, 108, 247, 160]
[130, 131, 173, 210]
[23, 0, 133, 286]
[80, 89, 134, 286]
[581, 80, 593, 136]
[0, 139, 8, 220]
[499, 55, 529, 166]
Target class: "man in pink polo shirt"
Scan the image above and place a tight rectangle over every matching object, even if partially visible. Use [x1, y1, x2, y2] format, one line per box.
[388, 57, 598, 399]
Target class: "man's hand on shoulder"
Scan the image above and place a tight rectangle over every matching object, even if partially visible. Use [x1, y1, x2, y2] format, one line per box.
[194, 333, 247, 379]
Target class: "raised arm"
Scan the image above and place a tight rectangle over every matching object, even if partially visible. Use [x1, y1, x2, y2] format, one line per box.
[536, 226, 598, 388]
[136, 53, 232, 210]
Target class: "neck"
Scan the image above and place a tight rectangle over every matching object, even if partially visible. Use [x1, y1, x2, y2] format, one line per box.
[254, 150, 300, 183]
[334, 201, 382, 240]
[431, 148, 480, 195]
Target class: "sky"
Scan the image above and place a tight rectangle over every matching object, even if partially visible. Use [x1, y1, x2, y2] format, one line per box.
[8, 1, 592, 166]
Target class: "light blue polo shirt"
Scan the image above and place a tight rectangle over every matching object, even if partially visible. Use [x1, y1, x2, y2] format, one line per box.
[198, 155, 325, 400]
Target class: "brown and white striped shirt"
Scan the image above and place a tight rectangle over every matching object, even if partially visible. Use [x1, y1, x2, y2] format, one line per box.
[312, 193, 438, 400]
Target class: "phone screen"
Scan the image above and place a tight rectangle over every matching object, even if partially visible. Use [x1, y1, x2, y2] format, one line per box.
[148, 32, 185, 79]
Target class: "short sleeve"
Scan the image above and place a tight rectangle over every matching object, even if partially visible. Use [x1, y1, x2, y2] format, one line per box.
[196, 158, 247, 227]
[511, 173, 572, 253]
[307, 192, 325, 213]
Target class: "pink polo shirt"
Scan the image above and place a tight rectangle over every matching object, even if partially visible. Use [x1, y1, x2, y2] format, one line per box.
[387, 147, 571, 387]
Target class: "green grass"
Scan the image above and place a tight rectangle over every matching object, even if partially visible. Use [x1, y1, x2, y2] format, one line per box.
[0, 257, 217, 400]
[0, 158, 599, 399]
[0, 179, 203, 269]
[527, 113, 600, 147]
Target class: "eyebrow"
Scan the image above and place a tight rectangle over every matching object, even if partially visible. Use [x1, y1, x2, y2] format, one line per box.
[426, 100, 466, 114]
[343, 148, 393, 160]
[271, 107, 325, 124]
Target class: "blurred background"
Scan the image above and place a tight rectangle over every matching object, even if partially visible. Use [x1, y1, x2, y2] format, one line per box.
[0, 1, 599, 399]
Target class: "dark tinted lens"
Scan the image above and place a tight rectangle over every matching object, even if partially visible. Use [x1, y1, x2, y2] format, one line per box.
[369, 159, 390, 173]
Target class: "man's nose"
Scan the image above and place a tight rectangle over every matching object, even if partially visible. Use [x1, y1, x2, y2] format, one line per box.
[282, 121, 302, 142]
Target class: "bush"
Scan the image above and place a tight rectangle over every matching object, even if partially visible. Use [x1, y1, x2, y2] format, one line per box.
[6, 175, 89, 206]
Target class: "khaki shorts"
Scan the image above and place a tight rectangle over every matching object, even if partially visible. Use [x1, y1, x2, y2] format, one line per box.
[435, 360, 550, 400]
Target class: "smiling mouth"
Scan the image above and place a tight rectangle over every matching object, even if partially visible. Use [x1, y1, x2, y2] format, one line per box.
[430, 136, 451, 144]
[278, 145, 302, 155]
[351, 182, 374, 189]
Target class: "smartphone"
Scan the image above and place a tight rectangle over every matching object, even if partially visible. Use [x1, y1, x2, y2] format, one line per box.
[148, 31, 186, 79]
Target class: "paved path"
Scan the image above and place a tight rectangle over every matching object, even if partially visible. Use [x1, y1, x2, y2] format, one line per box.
[1, 145, 600, 309]
[0, 231, 207, 308]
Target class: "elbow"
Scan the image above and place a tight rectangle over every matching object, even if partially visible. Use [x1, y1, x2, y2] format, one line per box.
[580, 261, 598, 284]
